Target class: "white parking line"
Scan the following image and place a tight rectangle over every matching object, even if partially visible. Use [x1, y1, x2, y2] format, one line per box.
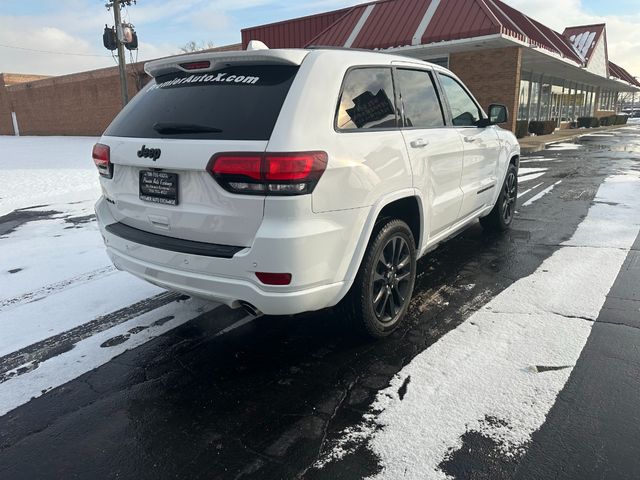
[520, 158, 557, 164]
[518, 167, 547, 176]
[519, 182, 545, 198]
[522, 180, 562, 207]
[519, 172, 546, 183]
[315, 170, 640, 478]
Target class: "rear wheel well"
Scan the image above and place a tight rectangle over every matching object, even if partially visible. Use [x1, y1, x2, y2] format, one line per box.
[375, 197, 421, 248]
[510, 155, 519, 169]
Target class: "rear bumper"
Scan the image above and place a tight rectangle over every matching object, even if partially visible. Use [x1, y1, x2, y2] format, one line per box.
[95, 196, 366, 315]
[104, 246, 344, 315]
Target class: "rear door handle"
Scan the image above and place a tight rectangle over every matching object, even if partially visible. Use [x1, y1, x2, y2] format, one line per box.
[464, 136, 478, 143]
[410, 138, 429, 149]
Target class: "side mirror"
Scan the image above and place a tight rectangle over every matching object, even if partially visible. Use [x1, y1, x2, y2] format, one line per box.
[488, 104, 508, 125]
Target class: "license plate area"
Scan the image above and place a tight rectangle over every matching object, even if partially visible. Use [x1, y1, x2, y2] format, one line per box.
[139, 170, 179, 206]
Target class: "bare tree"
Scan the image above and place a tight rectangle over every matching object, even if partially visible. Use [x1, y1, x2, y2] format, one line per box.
[180, 40, 216, 53]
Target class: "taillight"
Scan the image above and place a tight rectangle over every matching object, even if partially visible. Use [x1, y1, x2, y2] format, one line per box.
[208, 152, 327, 196]
[92, 143, 112, 179]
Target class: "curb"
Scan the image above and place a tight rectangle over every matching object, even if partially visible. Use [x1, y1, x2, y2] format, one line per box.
[519, 125, 629, 154]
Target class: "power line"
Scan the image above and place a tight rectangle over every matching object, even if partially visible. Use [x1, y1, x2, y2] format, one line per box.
[0, 43, 111, 57]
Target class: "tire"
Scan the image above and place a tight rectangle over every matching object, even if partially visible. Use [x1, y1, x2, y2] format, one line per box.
[480, 163, 518, 232]
[338, 219, 417, 339]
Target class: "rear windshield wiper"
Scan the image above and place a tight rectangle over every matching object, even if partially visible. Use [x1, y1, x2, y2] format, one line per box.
[153, 122, 223, 135]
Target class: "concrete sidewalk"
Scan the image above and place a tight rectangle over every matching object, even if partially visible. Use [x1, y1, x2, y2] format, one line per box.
[518, 125, 628, 154]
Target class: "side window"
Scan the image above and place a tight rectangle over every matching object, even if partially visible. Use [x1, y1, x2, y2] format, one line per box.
[336, 68, 397, 130]
[396, 69, 445, 128]
[437, 74, 482, 127]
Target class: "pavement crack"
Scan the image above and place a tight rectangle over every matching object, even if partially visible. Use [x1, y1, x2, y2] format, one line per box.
[484, 309, 596, 322]
[297, 376, 360, 479]
[594, 320, 640, 332]
[549, 312, 596, 322]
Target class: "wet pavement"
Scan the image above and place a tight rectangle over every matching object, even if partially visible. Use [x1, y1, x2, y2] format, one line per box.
[1, 126, 640, 479]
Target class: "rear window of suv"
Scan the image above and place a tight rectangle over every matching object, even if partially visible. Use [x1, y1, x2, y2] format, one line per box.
[104, 65, 299, 141]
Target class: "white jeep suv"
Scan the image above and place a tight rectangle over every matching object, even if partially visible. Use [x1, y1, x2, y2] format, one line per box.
[94, 47, 519, 338]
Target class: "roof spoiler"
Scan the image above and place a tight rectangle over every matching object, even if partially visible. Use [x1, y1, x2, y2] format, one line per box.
[144, 49, 309, 78]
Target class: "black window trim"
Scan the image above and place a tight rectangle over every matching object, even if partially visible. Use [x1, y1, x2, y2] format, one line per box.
[393, 66, 449, 130]
[334, 65, 400, 133]
[435, 72, 488, 129]
[332, 65, 490, 133]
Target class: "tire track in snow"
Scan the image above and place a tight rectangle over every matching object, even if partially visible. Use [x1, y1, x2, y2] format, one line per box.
[0, 300, 253, 417]
[0, 265, 117, 311]
[0, 291, 181, 384]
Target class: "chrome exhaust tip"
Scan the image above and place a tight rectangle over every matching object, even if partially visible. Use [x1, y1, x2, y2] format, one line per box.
[239, 301, 261, 317]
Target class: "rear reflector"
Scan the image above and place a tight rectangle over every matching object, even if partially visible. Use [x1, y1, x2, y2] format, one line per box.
[255, 272, 292, 285]
[180, 61, 211, 70]
[92, 143, 112, 179]
[208, 152, 327, 196]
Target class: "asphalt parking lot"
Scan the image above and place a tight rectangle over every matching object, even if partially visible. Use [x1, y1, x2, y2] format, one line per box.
[1, 125, 639, 479]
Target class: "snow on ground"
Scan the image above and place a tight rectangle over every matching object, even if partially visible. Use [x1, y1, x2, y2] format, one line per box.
[0, 295, 214, 416]
[0, 136, 170, 355]
[547, 142, 583, 151]
[316, 169, 640, 479]
[0, 136, 229, 415]
[0, 136, 100, 216]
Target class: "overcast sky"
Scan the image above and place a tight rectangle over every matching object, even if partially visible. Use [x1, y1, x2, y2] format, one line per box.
[0, 0, 638, 78]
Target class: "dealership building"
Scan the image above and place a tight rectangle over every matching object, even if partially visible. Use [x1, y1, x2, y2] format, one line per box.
[1, 0, 638, 137]
[242, 0, 640, 133]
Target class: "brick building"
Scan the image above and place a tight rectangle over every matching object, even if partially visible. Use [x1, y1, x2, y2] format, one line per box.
[0, 44, 241, 137]
[241, 0, 640, 133]
[1, 1, 638, 137]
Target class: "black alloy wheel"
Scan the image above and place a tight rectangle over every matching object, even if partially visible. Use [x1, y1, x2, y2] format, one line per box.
[502, 169, 517, 224]
[480, 163, 518, 232]
[338, 219, 417, 339]
[371, 235, 413, 324]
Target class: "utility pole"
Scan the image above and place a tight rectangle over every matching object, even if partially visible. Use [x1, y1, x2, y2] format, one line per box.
[111, 0, 129, 106]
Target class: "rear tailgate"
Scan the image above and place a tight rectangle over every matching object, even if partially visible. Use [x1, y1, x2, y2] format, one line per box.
[100, 137, 268, 247]
[99, 60, 303, 248]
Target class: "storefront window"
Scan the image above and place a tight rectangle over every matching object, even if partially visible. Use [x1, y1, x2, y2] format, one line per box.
[585, 89, 595, 116]
[539, 82, 552, 120]
[562, 83, 574, 121]
[518, 78, 531, 120]
[571, 86, 584, 121]
[551, 84, 564, 123]
[600, 90, 613, 111]
[529, 79, 540, 120]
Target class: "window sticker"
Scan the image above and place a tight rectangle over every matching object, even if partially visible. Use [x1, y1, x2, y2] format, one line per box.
[150, 72, 261, 90]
